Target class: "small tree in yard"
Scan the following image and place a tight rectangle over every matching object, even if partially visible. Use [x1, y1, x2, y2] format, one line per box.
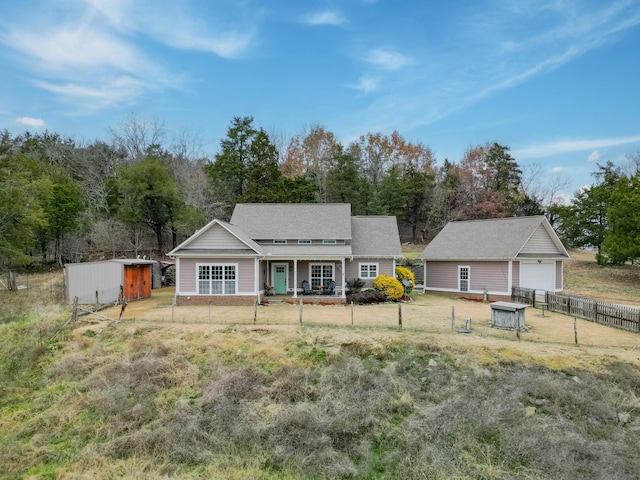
[373, 274, 404, 301]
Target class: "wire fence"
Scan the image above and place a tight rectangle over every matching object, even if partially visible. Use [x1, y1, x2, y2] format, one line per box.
[120, 301, 476, 336]
[0, 272, 66, 305]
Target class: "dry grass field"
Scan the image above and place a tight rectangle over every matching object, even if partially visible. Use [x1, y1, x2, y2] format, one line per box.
[1, 249, 640, 479]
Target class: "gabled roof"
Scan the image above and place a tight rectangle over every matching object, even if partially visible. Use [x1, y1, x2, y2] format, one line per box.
[230, 203, 352, 240]
[169, 203, 402, 260]
[419, 216, 569, 261]
[351, 216, 402, 257]
[167, 219, 263, 256]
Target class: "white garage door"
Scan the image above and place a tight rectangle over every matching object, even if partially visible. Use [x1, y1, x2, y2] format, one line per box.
[520, 262, 554, 291]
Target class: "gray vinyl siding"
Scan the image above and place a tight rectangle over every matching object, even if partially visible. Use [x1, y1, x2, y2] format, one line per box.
[520, 225, 562, 255]
[345, 258, 394, 287]
[186, 224, 251, 250]
[426, 261, 509, 292]
[469, 261, 509, 292]
[178, 257, 256, 294]
[425, 262, 458, 290]
[512, 261, 520, 288]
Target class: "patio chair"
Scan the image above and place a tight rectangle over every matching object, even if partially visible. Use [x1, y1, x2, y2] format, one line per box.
[301, 280, 312, 295]
[264, 283, 275, 296]
[324, 280, 336, 296]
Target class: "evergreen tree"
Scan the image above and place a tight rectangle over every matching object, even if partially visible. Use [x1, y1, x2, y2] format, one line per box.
[601, 174, 640, 264]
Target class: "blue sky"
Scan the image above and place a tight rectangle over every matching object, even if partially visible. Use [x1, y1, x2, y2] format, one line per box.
[2, 0, 640, 200]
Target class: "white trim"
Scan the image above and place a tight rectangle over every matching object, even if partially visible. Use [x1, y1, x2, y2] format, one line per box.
[168, 219, 261, 255]
[195, 262, 238, 295]
[358, 262, 379, 279]
[427, 286, 512, 296]
[271, 262, 289, 294]
[458, 265, 470, 292]
[309, 262, 335, 289]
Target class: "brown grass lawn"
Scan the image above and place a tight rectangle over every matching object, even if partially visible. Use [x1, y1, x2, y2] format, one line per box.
[90, 277, 640, 373]
[564, 249, 640, 304]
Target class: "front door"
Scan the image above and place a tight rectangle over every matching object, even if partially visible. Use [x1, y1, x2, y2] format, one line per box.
[273, 264, 288, 294]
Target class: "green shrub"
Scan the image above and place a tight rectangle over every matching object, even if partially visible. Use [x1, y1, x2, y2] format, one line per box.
[395, 266, 415, 293]
[346, 278, 365, 295]
[372, 274, 404, 301]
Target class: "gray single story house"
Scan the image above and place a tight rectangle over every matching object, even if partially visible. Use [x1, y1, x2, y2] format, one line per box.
[419, 216, 570, 299]
[168, 203, 402, 305]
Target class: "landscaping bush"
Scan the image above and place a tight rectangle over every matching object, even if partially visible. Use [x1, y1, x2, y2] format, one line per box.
[372, 274, 404, 301]
[395, 266, 415, 293]
[345, 278, 365, 295]
[346, 290, 385, 305]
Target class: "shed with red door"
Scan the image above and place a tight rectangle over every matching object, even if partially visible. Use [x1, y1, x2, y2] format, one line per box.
[65, 259, 157, 304]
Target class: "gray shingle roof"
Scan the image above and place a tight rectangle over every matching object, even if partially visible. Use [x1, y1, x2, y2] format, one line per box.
[230, 203, 352, 239]
[351, 216, 402, 257]
[419, 216, 568, 260]
[263, 244, 352, 257]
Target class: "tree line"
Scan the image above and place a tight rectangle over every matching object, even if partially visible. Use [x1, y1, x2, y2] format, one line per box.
[0, 114, 637, 270]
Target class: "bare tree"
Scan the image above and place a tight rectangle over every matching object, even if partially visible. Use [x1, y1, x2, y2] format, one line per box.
[109, 113, 166, 161]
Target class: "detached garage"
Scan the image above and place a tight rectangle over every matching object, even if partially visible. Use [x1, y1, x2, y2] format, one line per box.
[419, 216, 570, 300]
[65, 259, 156, 304]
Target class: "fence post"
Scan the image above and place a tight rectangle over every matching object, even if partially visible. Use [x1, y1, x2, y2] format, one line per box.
[253, 300, 257, 324]
[299, 299, 303, 325]
[451, 306, 455, 332]
[574, 316, 578, 345]
[398, 303, 402, 331]
[209, 302, 212, 323]
[351, 301, 354, 327]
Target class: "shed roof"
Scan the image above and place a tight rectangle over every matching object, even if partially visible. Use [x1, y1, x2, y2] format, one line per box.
[230, 203, 352, 240]
[419, 216, 569, 261]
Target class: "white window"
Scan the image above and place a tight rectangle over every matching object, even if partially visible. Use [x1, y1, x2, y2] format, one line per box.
[310, 263, 334, 289]
[459, 266, 470, 292]
[198, 264, 237, 295]
[298, 239, 311, 244]
[359, 263, 379, 279]
[273, 239, 287, 244]
[323, 239, 337, 244]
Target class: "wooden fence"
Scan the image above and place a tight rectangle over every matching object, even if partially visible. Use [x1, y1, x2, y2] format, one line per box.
[512, 287, 640, 333]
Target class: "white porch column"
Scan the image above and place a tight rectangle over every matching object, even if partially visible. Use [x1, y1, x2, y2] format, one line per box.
[341, 258, 346, 298]
[293, 259, 298, 298]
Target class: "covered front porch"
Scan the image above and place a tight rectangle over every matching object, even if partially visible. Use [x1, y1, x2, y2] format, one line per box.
[261, 256, 347, 301]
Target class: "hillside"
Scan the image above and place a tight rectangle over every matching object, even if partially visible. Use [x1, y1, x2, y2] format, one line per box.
[1, 253, 640, 479]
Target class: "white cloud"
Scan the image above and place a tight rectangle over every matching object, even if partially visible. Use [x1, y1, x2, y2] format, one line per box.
[363, 48, 413, 70]
[588, 151, 600, 162]
[302, 10, 346, 26]
[0, 0, 255, 111]
[35, 76, 152, 111]
[347, 76, 379, 94]
[512, 134, 640, 159]
[550, 166, 566, 173]
[16, 117, 46, 127]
